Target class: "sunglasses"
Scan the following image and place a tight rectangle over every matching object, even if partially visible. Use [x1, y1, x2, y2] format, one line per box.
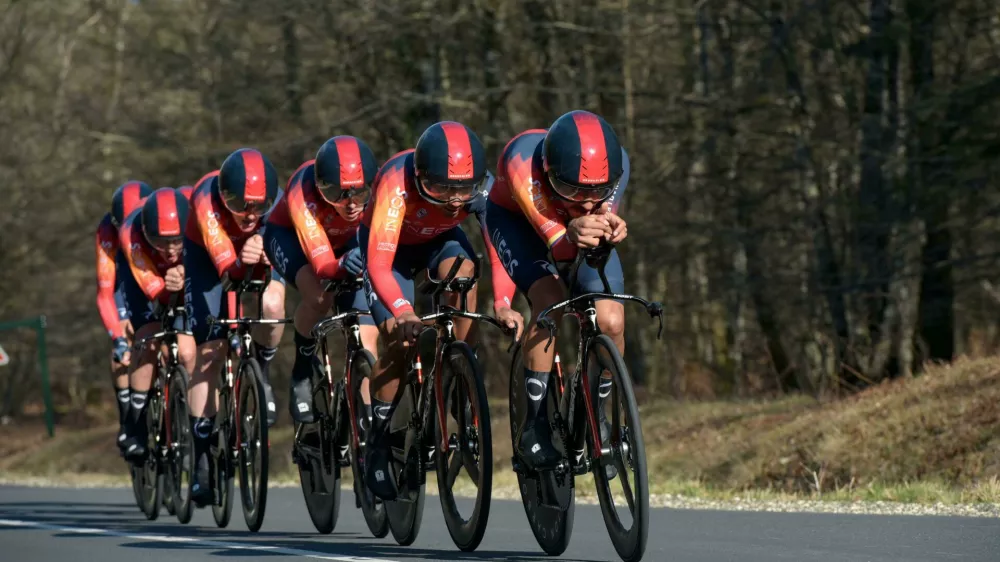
[317, 180, 372, 206]
[221, 190, 270, 218]
[419, 177, 484, 205]
[547, 172, 617, 204]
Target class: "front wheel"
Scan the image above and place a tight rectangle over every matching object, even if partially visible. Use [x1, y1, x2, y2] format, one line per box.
[296, 360, 341, 535]
[588, 334, 648, 562]
[348, 349, 388, 538]
[237, 358, 269, 532]
[138, 387, 164, 521]
[435, 341, 492, 552]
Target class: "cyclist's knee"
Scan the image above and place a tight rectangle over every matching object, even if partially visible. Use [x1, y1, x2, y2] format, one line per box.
[596, 301, 626, 340]
[177, 336, 197, 371]
[262, 284, 286, 319]
[527, 275, 568, 312]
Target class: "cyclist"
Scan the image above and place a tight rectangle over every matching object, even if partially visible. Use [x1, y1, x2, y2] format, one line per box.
[361, 121, 504, 500]
[264, 136, 380, 423]
[486, 110, 630, 472]
[181, 149, 284, 505]
[117, 187, 197, 461]
[96, 180, 153, 451]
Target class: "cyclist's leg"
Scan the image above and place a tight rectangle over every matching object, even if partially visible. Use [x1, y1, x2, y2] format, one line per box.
[183, 239, 228, 502]
[426, 226, 479, 343]
[487, 201, 566, 469]
[360, 227, 415, 499]
[111, 270, 132, 444]
[265, 224, 319, 422]
[119, 268, 160, 460]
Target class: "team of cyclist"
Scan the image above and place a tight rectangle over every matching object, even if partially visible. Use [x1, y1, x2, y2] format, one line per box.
[95, 109, 630, 507]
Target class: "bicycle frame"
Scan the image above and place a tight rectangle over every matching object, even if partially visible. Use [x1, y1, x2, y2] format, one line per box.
[310, 277, 372, 452]
[534, 245, 663, 470]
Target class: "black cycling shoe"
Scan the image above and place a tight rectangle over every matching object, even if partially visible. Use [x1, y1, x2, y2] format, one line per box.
[261, 379, 278, 427]
[364, 436, 398, 501]
[121, 420, 148, 463]
[289, 374, 315, 423]
[190, 453, 212, 508]
[599, 416, 617, 479]
[116, 424, 128, 455]
[516, 415, 562, 472]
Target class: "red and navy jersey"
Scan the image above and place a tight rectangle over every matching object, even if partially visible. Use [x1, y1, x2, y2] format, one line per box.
[268, 160, 364, 280]
[184, 170, 263, 281]
[95, 213, 124, 339]
[489, 129, 630, 305]
[120, 209, 180, 304]
[362, 149, 502, 318]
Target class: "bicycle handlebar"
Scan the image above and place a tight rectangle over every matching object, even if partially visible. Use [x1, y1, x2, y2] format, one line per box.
[311, 309, 373, 340]
[419, 306, 518, 353]
[322, 276, 365, 295]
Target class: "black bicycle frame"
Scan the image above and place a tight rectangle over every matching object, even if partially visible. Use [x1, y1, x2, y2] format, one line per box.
[534, 245, 662, 467]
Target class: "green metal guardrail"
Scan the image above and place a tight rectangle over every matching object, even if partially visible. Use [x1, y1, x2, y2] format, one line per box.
[0, 316, 54, 437]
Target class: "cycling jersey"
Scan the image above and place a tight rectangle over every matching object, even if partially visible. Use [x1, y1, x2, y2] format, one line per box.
[362, 149, 502, 318]
[119, 209, 179, 305]
[488, 129, 631, 306]
[95, 213, 128, 339]
[268, 160, 361, 280]
[185, 169, 265, 281]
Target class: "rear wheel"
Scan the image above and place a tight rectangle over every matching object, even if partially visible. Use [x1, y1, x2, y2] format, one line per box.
[385, 383, 425, 546]
[588, 335, 648, 562]
[509, 346, 575, 556]
[211, 390, 235, 528]
[296, 354, 342, 534]
[138, 387, 163, 521]
[435, 341, 492, 551]
[167, 368, 194, 524]
[348, 349, 388, 538]
[237, 358, 269, 532]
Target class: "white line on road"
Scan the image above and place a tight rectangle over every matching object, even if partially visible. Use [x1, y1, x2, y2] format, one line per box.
[0, 518, 398, 562]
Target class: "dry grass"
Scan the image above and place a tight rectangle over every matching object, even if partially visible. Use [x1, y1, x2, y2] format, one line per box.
[4, 356, 1000, 504]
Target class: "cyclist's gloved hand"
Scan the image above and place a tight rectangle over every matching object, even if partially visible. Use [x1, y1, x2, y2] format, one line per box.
[338, 248, 365, 277]
[112, 337, 131, 366]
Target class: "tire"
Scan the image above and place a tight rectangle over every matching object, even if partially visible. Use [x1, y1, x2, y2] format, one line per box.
[167, 367, 194, 524]
[385, 382, 425, 546]
[588, 335, 648, 562]
[237, 358, 269, 532]
[348, 349, 388, 538]
[296, 361, 342, 534]
[435, 341, 492, 552]
[509, 346, 575, 556]
[212, 392, 235, 529]
[130, 464, 143, 512]
[139, 387, 163, 521]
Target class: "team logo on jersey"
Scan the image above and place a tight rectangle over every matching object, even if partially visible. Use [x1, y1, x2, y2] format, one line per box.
[416, 208, 428, 219]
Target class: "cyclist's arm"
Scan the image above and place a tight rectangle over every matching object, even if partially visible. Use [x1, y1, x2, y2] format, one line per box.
[288, 184, 342, 280]
[95, 224, 124, 339]
[366, 183, 410, 318]
[122, 226, 168, 304]
[469, 190, 516, 312]
[505, 155, 576, 262]
[193, 193, 243, 280]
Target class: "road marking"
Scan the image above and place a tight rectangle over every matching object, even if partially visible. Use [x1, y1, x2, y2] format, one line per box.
[0, 518, 397, 562]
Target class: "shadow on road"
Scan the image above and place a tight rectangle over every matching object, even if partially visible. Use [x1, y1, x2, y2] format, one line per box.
[0, 499, 603, 562]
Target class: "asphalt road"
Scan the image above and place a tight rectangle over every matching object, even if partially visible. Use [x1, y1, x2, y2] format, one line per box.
[0, 485, 997, 561]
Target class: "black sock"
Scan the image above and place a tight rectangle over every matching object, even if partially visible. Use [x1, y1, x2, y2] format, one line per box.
[127, 389, 148, 427]
[598, 374, 612, 416]
[523, 368, 551, 420]
[115, 388, 130, 426]
[371, 396, 392, 433]
[191, 415, 214, 458]
[255, 345, 277, 380]
[292, 330, 316, 382]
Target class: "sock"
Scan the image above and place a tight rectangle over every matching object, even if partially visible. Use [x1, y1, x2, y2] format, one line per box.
[523, 368, 551, 420]
[292, 330, 316, 381]
[371, 396, 392, 431]
[254, 345, 278, 380]
[127, 389, 148, 427]
[115, 388, 130, 426]
[191, 415, 214, 459]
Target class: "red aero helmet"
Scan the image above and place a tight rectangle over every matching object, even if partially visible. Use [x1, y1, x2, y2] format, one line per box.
[111, 180, 154, 228]
[413, 121, 487, 204]
[176, 184, 195, 201]
[141, 187, 190, 249]
[313, 135, 379, 205]
[542, 110, 623, 203]
[217, 148, 279, 215]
